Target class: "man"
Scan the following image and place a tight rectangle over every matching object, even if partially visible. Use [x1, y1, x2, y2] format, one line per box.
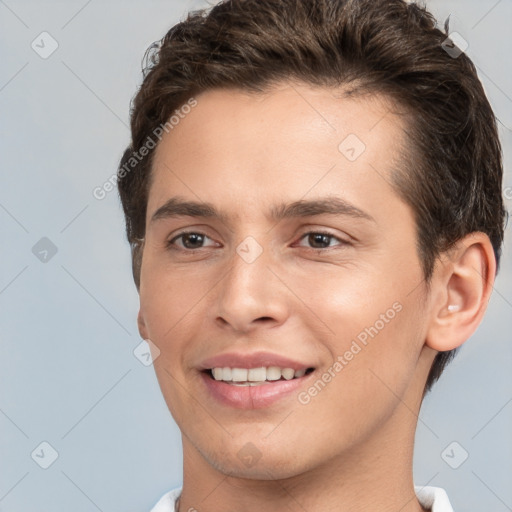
[117, 0, 506, 510]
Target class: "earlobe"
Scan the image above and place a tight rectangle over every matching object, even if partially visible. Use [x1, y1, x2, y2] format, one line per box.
[137, 308, 149, 340]
[425, 232, 496, 352]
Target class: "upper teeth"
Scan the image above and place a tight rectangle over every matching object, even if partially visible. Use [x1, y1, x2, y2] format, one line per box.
[211, 367, 307, 382]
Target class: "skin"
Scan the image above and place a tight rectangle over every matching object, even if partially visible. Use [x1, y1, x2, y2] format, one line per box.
[137, 81, 495, 512]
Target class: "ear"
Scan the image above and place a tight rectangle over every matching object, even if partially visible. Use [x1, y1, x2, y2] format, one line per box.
[425, 232, 496, 351]
[137, 307, 149, 340]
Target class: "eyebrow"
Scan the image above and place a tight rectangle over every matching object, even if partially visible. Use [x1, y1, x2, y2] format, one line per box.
[150, 196, 376, 224]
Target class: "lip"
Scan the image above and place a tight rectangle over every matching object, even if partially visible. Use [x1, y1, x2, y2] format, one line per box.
[198, 351, 313, 371]
[200, 371, 315, 409]
[198, 351, 316, 409]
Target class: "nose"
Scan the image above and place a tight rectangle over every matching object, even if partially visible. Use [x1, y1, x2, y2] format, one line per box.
[214, 238, 289, 333]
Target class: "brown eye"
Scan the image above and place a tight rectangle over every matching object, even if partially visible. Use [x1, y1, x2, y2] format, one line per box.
[167, 231, 216, 250]
[307, 233, 333, 249]
[297, 231, 347, 250]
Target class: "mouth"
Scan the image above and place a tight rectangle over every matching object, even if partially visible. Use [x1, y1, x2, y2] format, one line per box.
[199, 365, 316, 409]
[197, 351, 317, 409]
[203, 366, 316, 386]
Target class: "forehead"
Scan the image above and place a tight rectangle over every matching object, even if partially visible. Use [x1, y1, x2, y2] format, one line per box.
[147, 82, 409, 222]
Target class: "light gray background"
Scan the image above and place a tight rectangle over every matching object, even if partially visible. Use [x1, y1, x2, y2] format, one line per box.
[0, 0, 510, 511]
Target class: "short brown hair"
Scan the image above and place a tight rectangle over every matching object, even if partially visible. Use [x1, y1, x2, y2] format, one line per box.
[117, 0, 507, 393]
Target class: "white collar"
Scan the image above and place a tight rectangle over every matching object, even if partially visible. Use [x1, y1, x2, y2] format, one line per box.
[150, 485, 454, 512]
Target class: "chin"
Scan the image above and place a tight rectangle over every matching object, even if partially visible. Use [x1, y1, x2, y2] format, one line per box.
[199, 442, 312, 481]
[214, 459, 306, 481]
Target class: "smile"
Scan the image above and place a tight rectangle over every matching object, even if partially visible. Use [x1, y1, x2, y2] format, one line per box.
[201, 367, 316, 408]
[208, 366, 314, 385]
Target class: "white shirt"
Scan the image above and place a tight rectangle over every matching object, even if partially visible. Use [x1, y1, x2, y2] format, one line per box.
[150, 485, 454, 511]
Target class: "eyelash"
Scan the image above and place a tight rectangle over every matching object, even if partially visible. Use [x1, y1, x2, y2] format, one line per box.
[166, 230, 349, 252]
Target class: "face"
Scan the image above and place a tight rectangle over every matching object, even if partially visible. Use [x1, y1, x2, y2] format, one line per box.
[138, 82, 435, 479]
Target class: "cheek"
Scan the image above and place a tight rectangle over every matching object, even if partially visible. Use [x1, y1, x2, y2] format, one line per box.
[140, 258, 207, 341]
[330, 289, 426, 409]
[299, 260, 426, 379]
[295, 298, 425, 445]
[141, 266, 205, 417]
[293, 266, 397, 338]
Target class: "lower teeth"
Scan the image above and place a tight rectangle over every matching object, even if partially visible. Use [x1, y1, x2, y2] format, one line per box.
[230, 381, 272, 386]
[221, 378, 299, 386]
